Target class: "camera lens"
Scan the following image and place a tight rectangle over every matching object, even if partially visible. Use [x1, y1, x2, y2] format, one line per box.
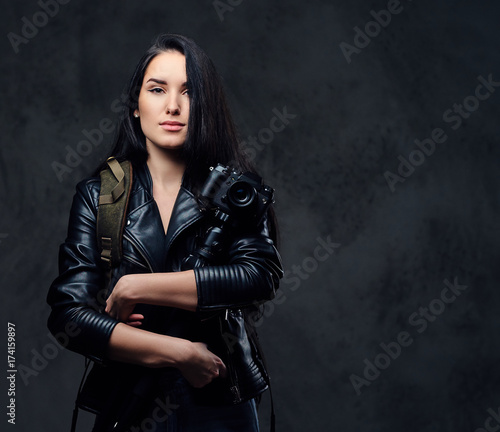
[227, 181, 256, 209]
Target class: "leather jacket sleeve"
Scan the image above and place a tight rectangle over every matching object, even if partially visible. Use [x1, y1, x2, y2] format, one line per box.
[194, 217, 284, 312]
[46, 179, 119, 363]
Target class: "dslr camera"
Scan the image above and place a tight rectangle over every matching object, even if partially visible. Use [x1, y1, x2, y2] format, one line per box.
[200, 163, 274, 225]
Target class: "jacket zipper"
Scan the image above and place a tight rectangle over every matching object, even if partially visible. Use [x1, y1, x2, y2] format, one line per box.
[122, 253, 149, 272]
[123, 233, 154, 273]
[164, 212, 204, 263]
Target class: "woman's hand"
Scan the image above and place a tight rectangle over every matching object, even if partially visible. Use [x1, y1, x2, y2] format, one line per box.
[177, 342, 227, 388]
[125, 313, 144, 327]
[105, 274, 140, 322]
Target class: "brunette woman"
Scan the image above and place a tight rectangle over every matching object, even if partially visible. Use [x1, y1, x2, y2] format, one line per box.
[47, 34, 283, 432]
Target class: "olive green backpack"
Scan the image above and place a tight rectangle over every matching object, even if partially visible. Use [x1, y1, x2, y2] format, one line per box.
[96, 157, 133, 280]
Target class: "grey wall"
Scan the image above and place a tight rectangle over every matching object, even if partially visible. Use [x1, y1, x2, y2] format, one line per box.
[2, 0, 500, 430]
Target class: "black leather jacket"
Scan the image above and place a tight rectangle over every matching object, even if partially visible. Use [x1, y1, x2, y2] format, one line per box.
[47, 162, 283, 410]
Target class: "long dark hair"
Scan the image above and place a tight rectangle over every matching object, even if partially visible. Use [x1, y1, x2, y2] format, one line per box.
[101, 33, 278, 244]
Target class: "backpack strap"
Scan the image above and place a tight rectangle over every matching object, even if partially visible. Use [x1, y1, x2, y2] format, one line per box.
[96, 157, 133, 271]
[71, 158, 132, 432]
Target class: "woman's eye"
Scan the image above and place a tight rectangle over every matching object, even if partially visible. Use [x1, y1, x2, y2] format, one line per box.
[148, 88, 164, 94]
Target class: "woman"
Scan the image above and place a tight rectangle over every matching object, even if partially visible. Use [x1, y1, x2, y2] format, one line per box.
[47, 34, 283, 432]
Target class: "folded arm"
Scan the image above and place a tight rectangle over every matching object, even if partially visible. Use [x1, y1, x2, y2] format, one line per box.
[46, 180, 225, 387]
[105, 220, 284, 320]
[108, 322, 226, 387]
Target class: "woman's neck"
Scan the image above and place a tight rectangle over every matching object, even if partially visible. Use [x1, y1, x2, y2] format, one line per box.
[146, 145, 186, 190]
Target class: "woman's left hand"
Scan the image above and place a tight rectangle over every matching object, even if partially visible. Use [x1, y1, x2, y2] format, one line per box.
[105, 274, 141, 322]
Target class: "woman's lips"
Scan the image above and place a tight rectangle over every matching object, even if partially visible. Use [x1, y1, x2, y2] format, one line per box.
[160, 121, 185, 132]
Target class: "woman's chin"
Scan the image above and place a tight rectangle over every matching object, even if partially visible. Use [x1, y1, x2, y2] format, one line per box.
[146, 141, 185, 153]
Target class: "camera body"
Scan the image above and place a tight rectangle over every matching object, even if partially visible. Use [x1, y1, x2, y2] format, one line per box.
[200, 163, 274, 225]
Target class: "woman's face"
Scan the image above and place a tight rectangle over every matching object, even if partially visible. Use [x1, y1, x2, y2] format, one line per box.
[135, 50, 190, 151]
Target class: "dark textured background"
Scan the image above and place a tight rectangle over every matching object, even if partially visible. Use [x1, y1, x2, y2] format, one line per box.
[2, 0, 500, 430]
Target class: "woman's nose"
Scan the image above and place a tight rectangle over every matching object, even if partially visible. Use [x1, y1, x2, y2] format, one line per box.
[166, 94, 180, 115]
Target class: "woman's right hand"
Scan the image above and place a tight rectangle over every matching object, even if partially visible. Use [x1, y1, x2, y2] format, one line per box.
[177, 342, 227, 388]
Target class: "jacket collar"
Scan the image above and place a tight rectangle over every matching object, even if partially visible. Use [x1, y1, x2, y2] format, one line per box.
[124, 162, 204, 272]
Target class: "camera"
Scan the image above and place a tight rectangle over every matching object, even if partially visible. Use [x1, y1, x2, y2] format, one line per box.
[200, 164, 274, 225]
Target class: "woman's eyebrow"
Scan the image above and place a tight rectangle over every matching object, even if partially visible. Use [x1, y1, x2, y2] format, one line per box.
[146, 78, 188, 87]
[146, 78, 167, 85]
